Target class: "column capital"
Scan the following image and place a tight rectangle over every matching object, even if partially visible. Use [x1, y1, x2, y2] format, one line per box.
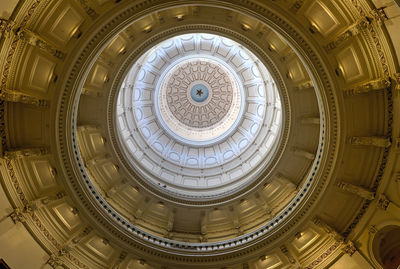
[46, 254, 63, 268]
[9, 208, 26, 224]
[341, 241, 357, 256]
[0, 18, 15, 38]
[377, 194, 390, 210]
[393, 73, 400, 90]
[370, 8, 389, 25]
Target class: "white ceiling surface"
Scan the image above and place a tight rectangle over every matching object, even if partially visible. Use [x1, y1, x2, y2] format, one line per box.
[117, 33, 282, 197]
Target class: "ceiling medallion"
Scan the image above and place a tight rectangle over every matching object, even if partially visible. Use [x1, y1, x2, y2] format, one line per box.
[159, 58, 239, 141]
[190, 83, 208, 103]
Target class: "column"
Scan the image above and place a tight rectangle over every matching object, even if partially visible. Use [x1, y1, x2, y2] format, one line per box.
[166, 209, 175, 232]
[200, 211, 208, 242]
[254, 193, 273, 218]
[229, 206, 242, 235]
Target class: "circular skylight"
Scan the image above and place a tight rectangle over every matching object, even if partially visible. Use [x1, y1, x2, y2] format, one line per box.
[116, 33, 282, 199]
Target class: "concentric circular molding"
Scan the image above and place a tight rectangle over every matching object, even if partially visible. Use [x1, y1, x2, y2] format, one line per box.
[161, 58, 237, 132]
[56, 0, 340, 263]
[153, 54, 244, 145]
[115, 33, 281, 199]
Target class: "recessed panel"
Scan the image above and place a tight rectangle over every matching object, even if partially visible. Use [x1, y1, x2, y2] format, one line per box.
[28, 54, 55, 92]
[336, 46, 365, 82]
[48, 4, 84, 44]
[53, 203, 81, 230]
[31, 160, 55, 189]
[305, 1, 339, 35]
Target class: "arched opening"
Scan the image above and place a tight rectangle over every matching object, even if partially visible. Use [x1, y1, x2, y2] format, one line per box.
[373, 226, 400, 269]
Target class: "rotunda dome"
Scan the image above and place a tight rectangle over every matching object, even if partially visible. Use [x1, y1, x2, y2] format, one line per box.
[71, 3, 327, 258]
[2, 0, 398, 268]
[116, 33, 282, 199]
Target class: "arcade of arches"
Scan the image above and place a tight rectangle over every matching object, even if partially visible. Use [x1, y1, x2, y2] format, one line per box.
[0, 0, 400, 268]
